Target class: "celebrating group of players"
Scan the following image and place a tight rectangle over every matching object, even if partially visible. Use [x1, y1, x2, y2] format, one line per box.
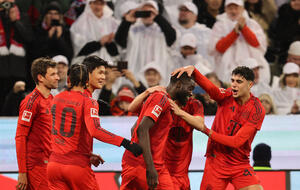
[15, 55, 265, 190]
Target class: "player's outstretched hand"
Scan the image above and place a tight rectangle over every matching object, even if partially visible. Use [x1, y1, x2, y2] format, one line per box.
[146, 167, 159, 190]
[121, 138, 143, 157]
[171, 65, 195, 78]
[90, 153, 105, 167]
[16, 173, 27, 190]
[169, 99, 182, 116]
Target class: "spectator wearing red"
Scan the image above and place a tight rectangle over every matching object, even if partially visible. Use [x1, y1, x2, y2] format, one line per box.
[209, 0, 270, 84]
[110, 86, 137, 116]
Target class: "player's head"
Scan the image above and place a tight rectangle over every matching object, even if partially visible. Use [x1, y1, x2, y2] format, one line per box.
[231, 66, 254, 98]
[31, 57, 59, 89]
[67, 63, 89, 89]
[167, 72, 195, 106]
[82, 55, 108, 90]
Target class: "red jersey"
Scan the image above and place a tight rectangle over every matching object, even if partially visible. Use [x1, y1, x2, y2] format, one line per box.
[122, 91, 172, 170]
[49, 90, 124, 167]
[193, 69, 265, 169]
[165, 98, 204, 176]
[15, 88, 53, 172]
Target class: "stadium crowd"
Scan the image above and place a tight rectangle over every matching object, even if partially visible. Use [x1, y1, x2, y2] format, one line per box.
[0, 0, 299, 116]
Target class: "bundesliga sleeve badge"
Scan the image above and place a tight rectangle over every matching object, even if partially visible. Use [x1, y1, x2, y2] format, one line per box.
[90, 108, 99, 118]
[21, 110, 32, 122]
[151, 105, 163, 118]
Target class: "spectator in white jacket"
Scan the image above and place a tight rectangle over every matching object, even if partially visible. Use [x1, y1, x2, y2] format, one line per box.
[208, 0, 270, 83]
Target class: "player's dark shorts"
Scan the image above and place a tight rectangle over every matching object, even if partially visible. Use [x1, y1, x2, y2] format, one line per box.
[200, 157, 260, 190]
[47, 161, 99, 190]
[121, 164, 174, 190]
[170, 173, 190, 190]
[27, 165, 49, 190]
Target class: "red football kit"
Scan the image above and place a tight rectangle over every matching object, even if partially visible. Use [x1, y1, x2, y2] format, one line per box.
[15, 88, 53, 189]
[47, 90, 124, 190]
[165, 98, 204, 190]
[192, 69, 265, 190]
[121, 91, 174, 190]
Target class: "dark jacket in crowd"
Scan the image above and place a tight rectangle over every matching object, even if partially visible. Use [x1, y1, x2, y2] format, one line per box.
[267, 3, 300, 64]
[0, 11, 33, 115]
[2, 90, 26, 116]
[30, 23, 73, 61]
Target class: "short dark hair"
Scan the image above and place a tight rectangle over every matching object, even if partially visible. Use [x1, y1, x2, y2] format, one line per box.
[31, 57, 57, 85]
[253, 143, 271, 167]
[68, 64, 89, 89]
[232, 66, 254, 81]
[170, 72, 192, 84]
[82, 55, 108, 73]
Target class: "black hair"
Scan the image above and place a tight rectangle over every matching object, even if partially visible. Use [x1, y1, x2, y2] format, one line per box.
[170, 72, 192, 84]
[44, 1, 62, 15]
[245, 0, 263, 14]
[232, 66, 255, 81]
[67, 64, 89, 89]
[82, 55, 108, 73]
[253, 143, 272, 167]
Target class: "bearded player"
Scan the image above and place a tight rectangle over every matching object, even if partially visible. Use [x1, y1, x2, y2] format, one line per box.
[173, 66, 265, 190]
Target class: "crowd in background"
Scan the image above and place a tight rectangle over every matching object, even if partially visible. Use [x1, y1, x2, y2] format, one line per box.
[0, 0, 299, 116]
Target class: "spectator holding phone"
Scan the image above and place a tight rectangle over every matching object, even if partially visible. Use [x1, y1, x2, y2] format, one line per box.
[70, 0, 119, 64]
[115, 0, 177, 86]
[30, 1, 73, 62]
[0, 0, 33, 114]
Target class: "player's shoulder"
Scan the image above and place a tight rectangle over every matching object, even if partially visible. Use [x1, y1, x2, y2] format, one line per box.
[21, 88, 42, 111]
[148, 91, 169, 105]
[249, 95, 266, 122]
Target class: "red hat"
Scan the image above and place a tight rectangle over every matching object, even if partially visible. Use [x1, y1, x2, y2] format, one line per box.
[118, 87, 135, 103]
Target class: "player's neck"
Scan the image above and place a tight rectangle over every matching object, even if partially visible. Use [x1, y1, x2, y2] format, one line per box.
[71, 86, 85, 92]
[236, 93, 251, 105]
[36, 85, 51, 98]
[87, 86, 94, 94]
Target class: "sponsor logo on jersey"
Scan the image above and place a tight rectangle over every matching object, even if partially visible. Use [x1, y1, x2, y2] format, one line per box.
[151, 105, 162, 118]
[21, 111, 32, 122]
[90, 108, 99, 118]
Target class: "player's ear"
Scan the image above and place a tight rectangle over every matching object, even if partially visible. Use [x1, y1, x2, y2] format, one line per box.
[248, 81, 253, 89]
[175, 81, 182, 89]
[37, 74, 44, 84]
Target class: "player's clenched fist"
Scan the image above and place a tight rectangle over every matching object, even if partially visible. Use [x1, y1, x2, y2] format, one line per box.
[121, 138, 143, 157]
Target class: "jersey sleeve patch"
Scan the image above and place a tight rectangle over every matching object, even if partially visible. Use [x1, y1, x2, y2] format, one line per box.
[151, 105, 163, 118]
[21, 110, 32, 122]
[90, 108, 99, 118]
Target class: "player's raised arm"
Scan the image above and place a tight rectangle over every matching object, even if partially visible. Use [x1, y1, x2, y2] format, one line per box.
[136, 116, 159, 189]
[172, 65, 230, 102]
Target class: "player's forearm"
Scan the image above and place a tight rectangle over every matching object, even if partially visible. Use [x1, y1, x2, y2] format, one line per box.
[178, 110, 204, 131]
[91, 125, 124, 147]
[203, 126, 256, 148]
[15, 135, 27, 173]
[137, 127, 155, 169]
[193, 69, 224, 102]
[128, 90, 149, 113]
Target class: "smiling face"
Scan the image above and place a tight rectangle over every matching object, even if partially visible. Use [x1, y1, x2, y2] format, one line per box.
[88, 66, 106, 90]
[39, 67, 59, 90]
[284, 73, 299, 88]
[231, 74, 252, 98]
[174, 79, 195, 106]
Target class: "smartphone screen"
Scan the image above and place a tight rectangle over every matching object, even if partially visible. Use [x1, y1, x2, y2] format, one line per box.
[51, 19, 60, 26]
[117, 61, 128, 71]
[134, 11, 151, 18]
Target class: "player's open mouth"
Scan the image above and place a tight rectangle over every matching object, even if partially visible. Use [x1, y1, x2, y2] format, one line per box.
[232, 89, 238, 95]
